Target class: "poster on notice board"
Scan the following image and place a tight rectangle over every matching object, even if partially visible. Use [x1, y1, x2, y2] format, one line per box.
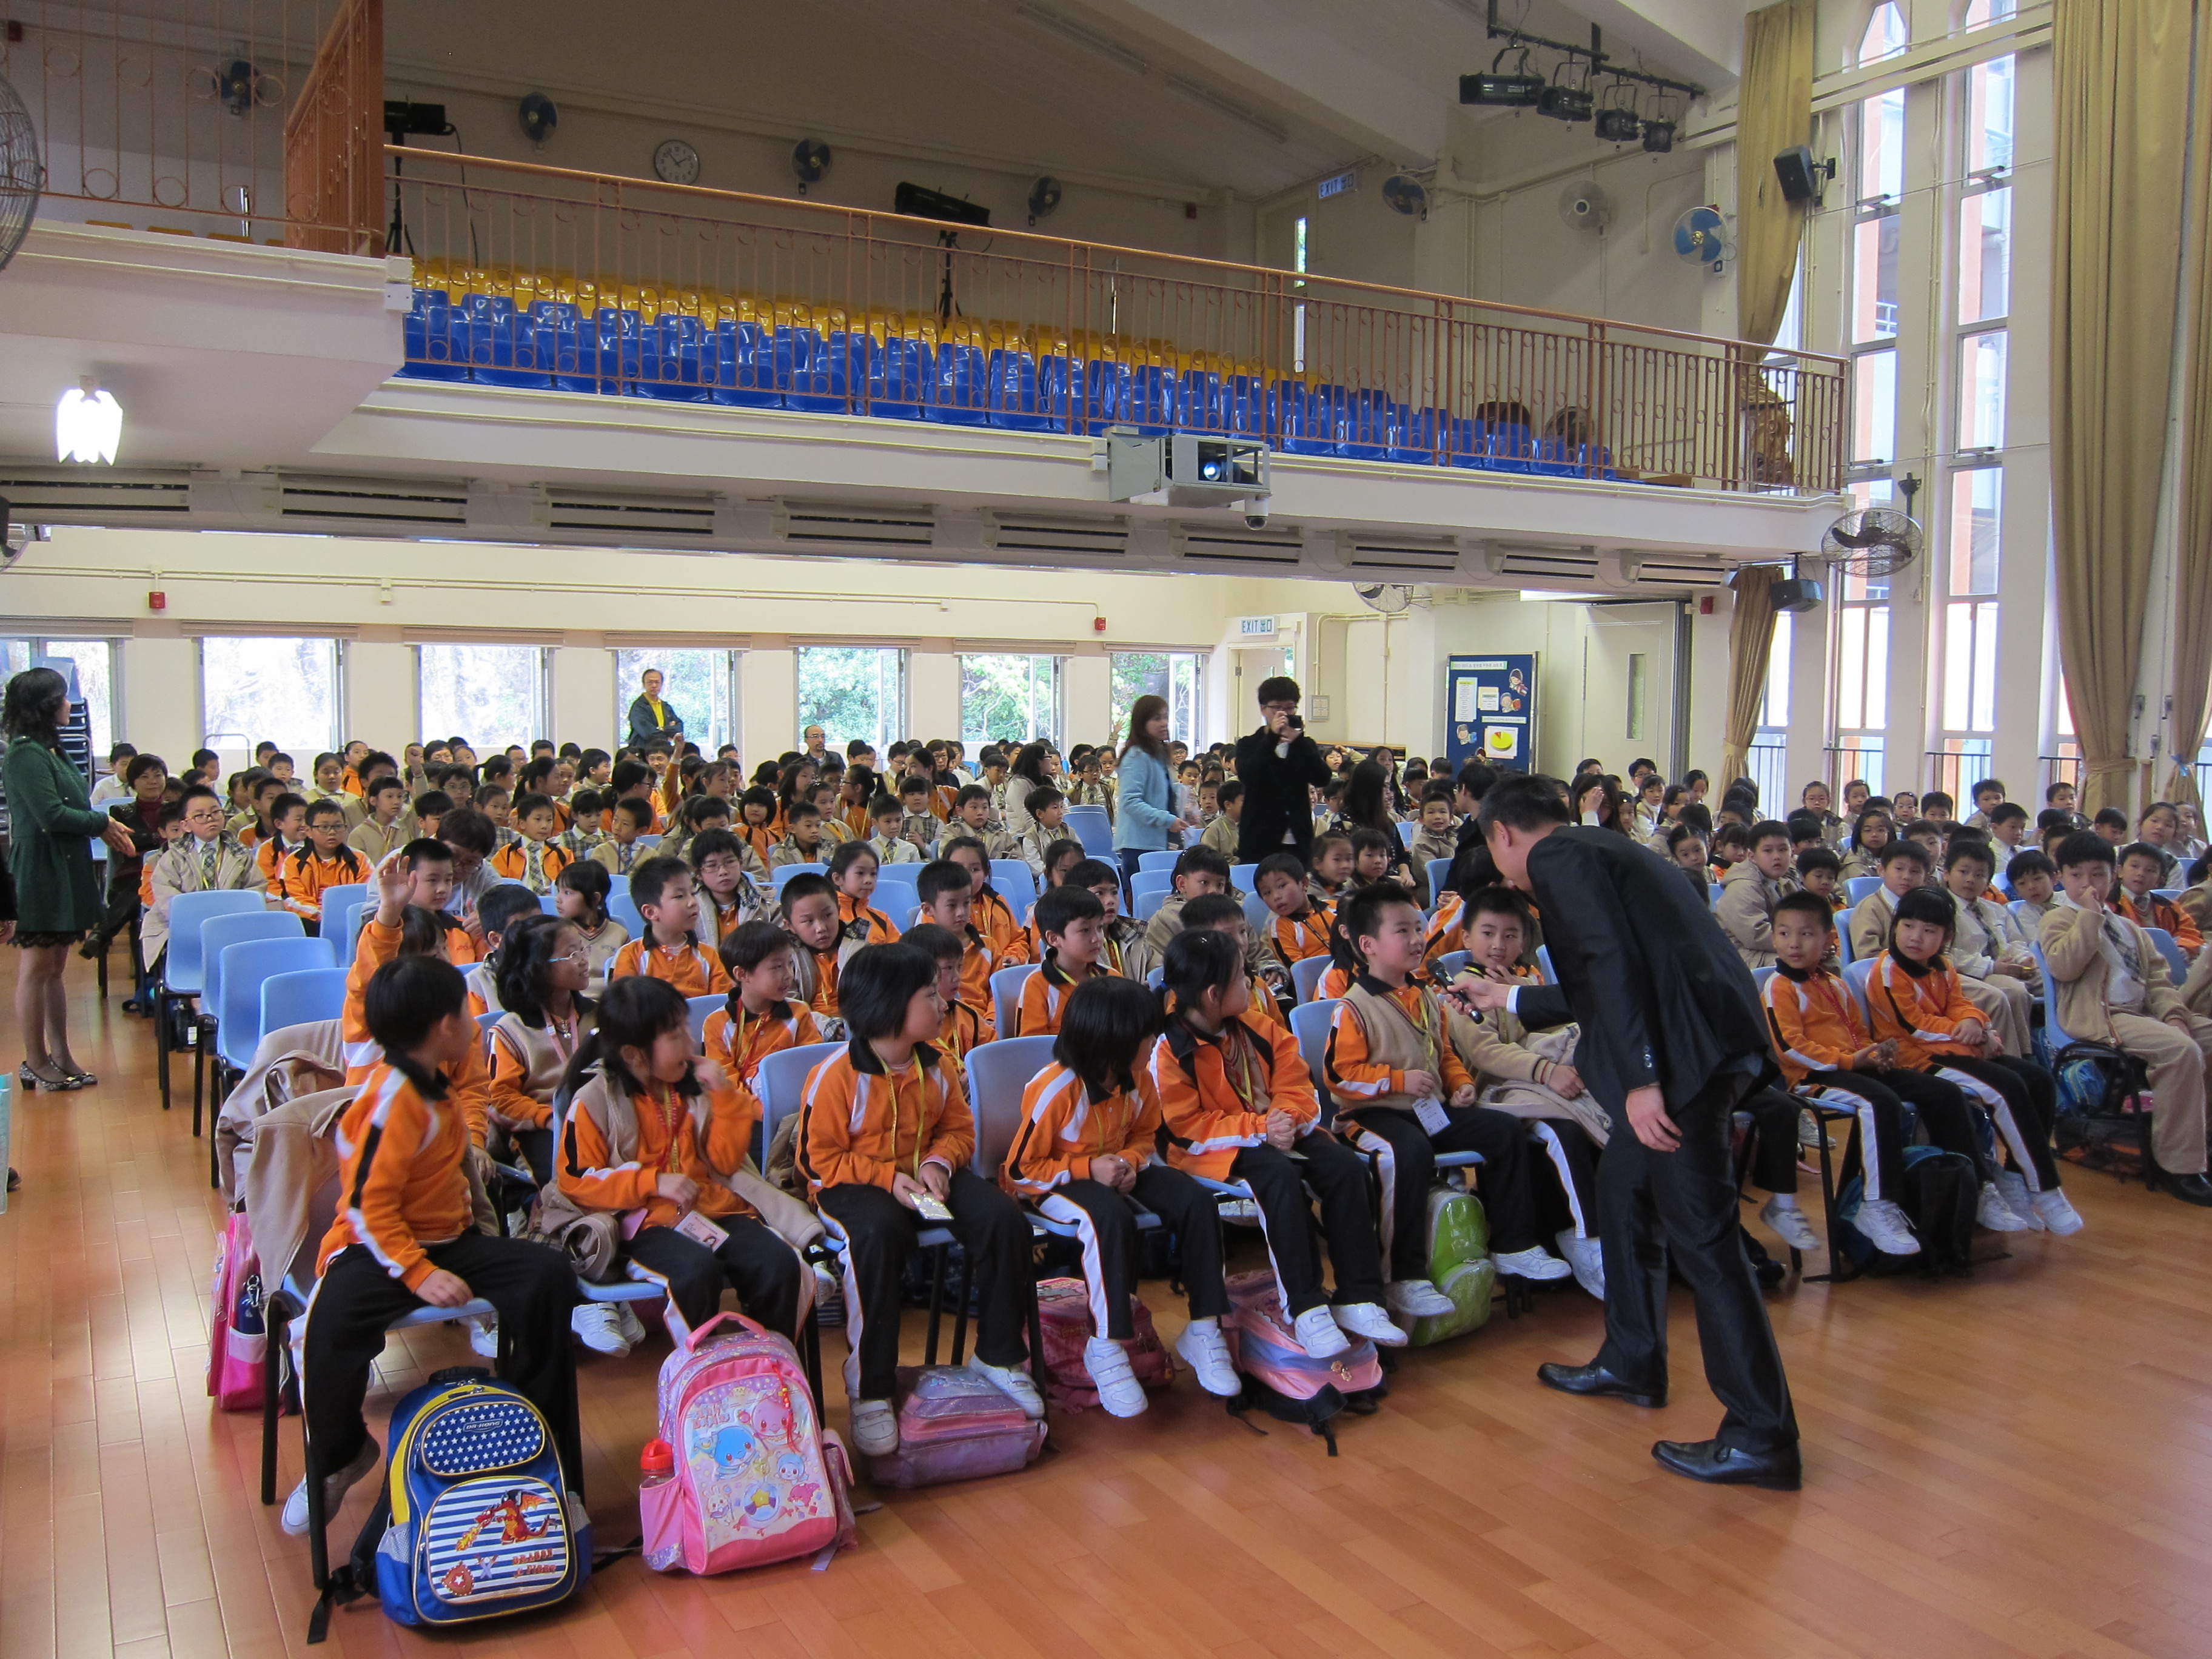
[1444, 654, 1537, 774]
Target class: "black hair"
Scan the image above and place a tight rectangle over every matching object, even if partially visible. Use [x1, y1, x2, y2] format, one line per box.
[1041, 839, 1085, 885]
[1034, 883, 1105, 940]
[1468, 885, 1533, 927]
[836, 942, 936, 1042]
[438, 806, 498, 856]
[560, 974, 698, 1106]
[1162, 926, 1244, 1011]
[496, 914, 580, 1026]
[779, 871, 837, 917]
[303, 797, 346, 826]
[1678, 802, 1713, 836]
[1988, 802, 2028, 828]
[1180, 891, 1245, 930]
[2093, 806, 2132, 831]
[610, 759, 652, 796]
[786, 797, 822, 822]
[411, 789, 454, 823]
[1794, 845, 1842, 877]
[366, 774, 405, 800]
[270, 791, 307, 822]
[629, 853, 694, 916]
[1054, 976, 1161, 1098]
[364, 954, 468, 1057]
[2006, 848, 2056, 882]
[1339, 880, 1421, 957]
[478, 882, 545, 945]
[1891, 886, 1958, 941]
[954, 783, 992, 809]
[1922, 790, 1955, 814]
[2044, 780, 2076, 803]
[1879, 839, 1928, 869]
[1971, 777, 2006, 802]
[1348, 826, 1396, 862]
[1783, 813, 1825, 842]
[179, 783, 221, 809]
[1067, 857, 1121, 893]
[2057, 830, 2117, 869]
[939, 833, 987, 865]
[398, 836, 452, 870]
[1773, 890, 1835, 929]
[684, 796, 732, 830]
[900, 921, 967, 965]
[1253, 853, 1306, 897]
[1173, 845, 1232, 882]
[900, 774, 932, 797]
[555, 857, 610, 923]
[474, 784, 511, 810]
[687, 827, 746, 873]
[1217, 779, 1245, 807]
[719, 918, 798, 976]
[1254, 674, 1300, 708]
[916, 859, 973, 907]
[124, 752, 168, 785]
[866, 792, 903, 820]
[1024, 784, 1065, 816]
[612, 797, 655, 830]
[1944, 839, 1995, 874]
[828, 838, 878, 880]
[1476, 773, 1572, 837]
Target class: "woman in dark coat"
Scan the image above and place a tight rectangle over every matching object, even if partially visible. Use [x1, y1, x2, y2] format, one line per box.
[4, 668, 138, 1090]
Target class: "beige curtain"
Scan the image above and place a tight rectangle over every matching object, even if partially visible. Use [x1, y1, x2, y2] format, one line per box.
[1735, 0, 1815, 348]
[1721, 565, 1780, 789]
[2170, 10, 2212, 816]
[2053, 0, 2197, 816]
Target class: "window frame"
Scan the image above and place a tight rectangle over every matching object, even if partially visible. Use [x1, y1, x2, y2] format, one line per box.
[957, 652, 1066, 751]
[794, 645, 910, 758]
[415, 642, 551, 752]
[612, 647, 740, 754]
[196, 635, 344, 759]
[1108, 650, 1207, 751]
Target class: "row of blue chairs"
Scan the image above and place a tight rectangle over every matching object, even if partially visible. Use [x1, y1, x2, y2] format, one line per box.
[397, 292, 1619, 476]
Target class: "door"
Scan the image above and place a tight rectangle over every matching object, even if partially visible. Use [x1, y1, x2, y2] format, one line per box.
[1580, 602, 1678, 774]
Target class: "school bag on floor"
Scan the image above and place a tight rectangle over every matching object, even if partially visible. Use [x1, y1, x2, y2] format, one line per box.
[1034, 1276, 1176, 1410]
[1833, 1145, 1977, 1278]
[1407, 1187, 1495, 1347]
[367, 1366, 591, 1627]
[642, 1312, 856, 1574]
[860, 1365, 1047, 1489]
[206, 1210, 268, 1412]
[1220, 1269, 1387, 1455]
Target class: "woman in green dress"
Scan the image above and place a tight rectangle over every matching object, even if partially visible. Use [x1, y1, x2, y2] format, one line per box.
[3, 668, 138, 1090]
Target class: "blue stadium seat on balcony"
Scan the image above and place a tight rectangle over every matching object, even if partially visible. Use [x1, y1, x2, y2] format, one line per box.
[1275, 381, 1339, 455]
[1575, 442, 1618, 479]
[471, 302, 555, 390]
[447, 293, 512, 380]
[711, 319, 782, 407]
[1528, 433, 1578, 477]
[987, 346, 1050, 431]
[1224, 374, 1269, 438]
[1388, 404, 1445, 464]
[1176, 369, 1224, 432]
[1446, 416, 1490, 468]
[1033, 354, 1076, 432]
[1126, 364, 1178, 436]
[1484, 420, 1535, 474]
[636, 315, 712, 402]
[1081, 359, 1131, 434]
[572, 307, 642, 395]
[399, 289, 468, 381]
[927, 341, 991, 424]
[1339, 389, 1392, 460]
[866, 335, 930, 418]
[780, 326, 853, 412]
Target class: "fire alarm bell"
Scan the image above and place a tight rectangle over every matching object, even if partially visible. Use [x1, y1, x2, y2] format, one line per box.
[149, 590, 167, 611]
[1093, 616, 1107, 632]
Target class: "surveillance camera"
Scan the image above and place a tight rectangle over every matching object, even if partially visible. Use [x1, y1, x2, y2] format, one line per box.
[1242, 505, 1270, 530]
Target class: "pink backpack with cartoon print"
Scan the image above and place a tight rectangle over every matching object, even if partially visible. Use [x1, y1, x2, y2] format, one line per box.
[640, 1314, 856, 1575]
[206, 1212, 268, 1412]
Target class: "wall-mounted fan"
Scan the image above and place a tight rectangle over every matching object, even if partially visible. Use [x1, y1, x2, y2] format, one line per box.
[0, 72, 38, 273]
[1817, 477, 1923, 578]
[792, 138, 832, 193]
[1558, 180, 1612, 234]
[1673, 204, 1730, 268]
[1355, 582, 1418, 614]
[1027, 175, 1062, 224]
[1382, 173, 1429, 220]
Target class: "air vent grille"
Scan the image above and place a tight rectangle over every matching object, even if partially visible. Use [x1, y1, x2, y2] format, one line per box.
[1174, 523, 1303, 566]
[779, 504, 935, 546]
[989, 515, 1130, 557]
[546, 490, 715, 537]
[279, 476, 467, 527]
[1346, 534, 1461, 574]
[1498, 547, 1602, 583]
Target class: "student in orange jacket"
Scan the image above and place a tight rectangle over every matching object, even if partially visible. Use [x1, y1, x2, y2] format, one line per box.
[798, 942, 1040, 1458]
[606, 854, 733, 996]
[341, 854, 489, 1144]
[703, 920, 826, 1092]
[288, 956, 579, 1538]
[1016, 884, 1113, 1037]
[558, 976, 803, 1346]
[1002, 974, 1240, 1413]
[940, 836, 1032, 966]
[1147, 927, 1406, 1359]
[903, 925, 996, 1074]
[913, 861, 1007, 1035]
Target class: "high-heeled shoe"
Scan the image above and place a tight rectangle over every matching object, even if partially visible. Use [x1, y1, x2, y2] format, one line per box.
[56, 1064, 96, 1088]
[18, 1061, 81, 1092]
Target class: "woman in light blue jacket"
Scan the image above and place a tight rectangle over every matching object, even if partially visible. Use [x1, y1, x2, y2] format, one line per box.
[1111, 694, 1184, 885]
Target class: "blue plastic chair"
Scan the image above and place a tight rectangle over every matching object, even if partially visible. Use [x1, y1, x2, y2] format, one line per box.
[1241, 892, 1275, 933]
[318, 884, 369, 945]
[538, 891, 561, 915]
[1130, 870, 1173, 907]
[475, 1008, 501, 1042]
[1536, 945, 1557, 984]
[1842, 957, 1876, 1022]
[771, 862, 828, 896]
[1709, 883, 1725, 907]
[1289, 998, 1338, 1096]
[1063, 806, 1114, 859]
[1426, 858, 1454, 903]
[1291, 955, 1331, 1004]
[609, 893, 645, 937]
[688, 993, 723, 1045]
[965, 1037, 1059, 1173]
[753, 1040, 843, 1168]
[2009, 899, 2040, 931]
[990, 964, 1038, 1039]
[1835, 922, 1855, 968]
[2145, 928, 2191, 984]
[197, 911, 308, 1129]
[156, 889, 271, 1114]
[990, 861, 1039, 922]
[1135, 888, 1170, 923]
[1138, 850, 1181, 874]
[1752, 966, 1777, 994]
[216, 936, 340, 1073]
[1432, 950, 1470, 982]
[1229, 863, 1259, 893]
[1396, 822, 1418, 848]
[258, 967, 347, 1041]
[1847, 876, 1884, 904]
[870, 867, 921, 912]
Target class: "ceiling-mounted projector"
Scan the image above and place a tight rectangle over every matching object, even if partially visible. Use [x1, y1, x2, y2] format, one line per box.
[1104, 427, 1271, 517]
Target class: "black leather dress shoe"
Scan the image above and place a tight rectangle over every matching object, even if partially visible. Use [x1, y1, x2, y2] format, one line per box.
[2170, 1173, 2212, 1207]
[1537, 1361, 1666, 1408]
[1652, 1437, 1801, 1490]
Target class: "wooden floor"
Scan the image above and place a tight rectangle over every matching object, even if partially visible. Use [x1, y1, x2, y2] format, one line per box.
[5, 960, 2212, 1659]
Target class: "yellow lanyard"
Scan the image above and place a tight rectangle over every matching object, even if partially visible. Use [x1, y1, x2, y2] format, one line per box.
[645, 1083, 683, 1172]
[881, 1061, 925, 1178]
[1218, 1022, 1266, 1112]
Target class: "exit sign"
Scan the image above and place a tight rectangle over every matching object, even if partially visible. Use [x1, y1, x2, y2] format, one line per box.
[1235, 615, 1278, 638]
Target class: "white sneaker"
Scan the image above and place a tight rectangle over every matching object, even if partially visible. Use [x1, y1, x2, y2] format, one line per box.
[1385, 1278, 1458, 1321]
[1853, 1198, 1922, 1256]
[1493, 1245, 1575, 1282]
[1175, 1317, 1241, 1396]
[967, 1352, 1045, 1419]
[1557, 1230, 1606, 1299]
[1977, 1181, 2030, 1232]
[1083, 1335, 1148, 1418]
[468, 1315, 500, 1357]
[614, 1301, 649, 1347]
[1797, 1107, 1833, 1150]
[570, 1304, 631, 1356]
[1292, 1305, 1351, 1359]
[279, 1436, 380, 1537]
[2033, 1187, 2086, 1236]
[1994, 1169, 2045, 1230]
[1331, 1301, 1409, 1347]
[1759, 1197, 1822, 1253]
[850, 1399, 899, 1456]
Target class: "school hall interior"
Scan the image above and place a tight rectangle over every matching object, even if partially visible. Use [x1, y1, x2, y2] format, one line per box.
[4, 1, 2212, 1657]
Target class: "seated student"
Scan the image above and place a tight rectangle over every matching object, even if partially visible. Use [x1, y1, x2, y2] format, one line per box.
[1964, 779, 2007, 831]
[1900, 817, 1948, 875]
[1142, 843, 1281, 976]
[1868, 886, 2078, 1233]
[777, 871, 846, 1030]
[275, 798, 368, 933]
[2006, 848, 2058, 930]
[1019, 884, 1114, 1037]
[605, 758, 666, 837]
[801, 942, 1042, 1454]
[475, 783, 516, 844]
[1001, 974, 1241, 1413]
[940, 836, 1033, 967]
[1854, 837, 2027, 1053]
[304, 751, 361, 828]
[462, 883, 549, 1021]
[1181, 892, 1292, 1024]
[592, 796, 657, 876]
[1405, 786, 1458, 897]
[1307, 830, 1354, 909]
[1941, 837, 2043, 1022]
[896, 775, 945, 859]
[1347, 827, 1407, 893]
[914, 859, 1008, 1024]
[1323, 883, 1578, 1309]
[2114, 840, 2204, 956]
[2092, 806, 2131, 845]
[689, 826, 769, 953]
[489, 793, 572, 892]
[831, 768, 873, 839]
[2043, 831, 2212, 1205]
[141, 785, 260, 969]
[899, 922, 995, 1070]
[559, 788, 607, 862]
[1708, 821, 1751, 877]
[1058, 856, 1147, 983]
[1199, 779, 1245, 857]
[1255, 851, 1334, 967]
[1150, 928, 1407, 1355]
[486, 913, 594, 1203]
[659, 792, 722, 866]
[560, 974, 803, 1350]
[1027, 836, 1088, 940]
[943, 785, 1022, 863]
[1715, 819, 1797, 970]
[266, 751, 298, 786]
[829, 838, 903, 951]
[396, 786, 451, 847]
[347, 776, 409, 865]
[551, 858, 628, 989]
[770, 798, 834, 868]
[284, 955, 581, 1538]
[1017, 786, 1071, 879]
[1986, 801, 2031, 866]
[606, 854, 733, 996]
[1664, 822, 1713, 899]
[1920, 789, 1956, 827]
[2134, 802, 2189, 886]
[253, 792, 309, 897]
[1794, 843, 1845, 910]
[863, 793, 920, 866]
[705, 919, 828, 1093]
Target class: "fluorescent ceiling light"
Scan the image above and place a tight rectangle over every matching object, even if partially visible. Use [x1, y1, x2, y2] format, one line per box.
[56, 380, 121, 464]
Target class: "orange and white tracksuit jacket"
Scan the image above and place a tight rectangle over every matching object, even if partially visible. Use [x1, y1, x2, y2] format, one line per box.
[703, 997, 823, 1093]
[969, 884, 1033, 965]
[1865, 952, 1989, 1070]
[2117, 888, 2204, 954]
[836, 890, 902, 947]
[1761, 965, 1875, 1086]
[607, 934, 732, 996]
[1322, 976, 1473, 1111]
[278, 845, 369, 923]
[489, 837, 572, 892]
[315, 1061, 473, 1290]
[1268, 903, 1334, 966]
[341, 919, 489, 1144]
[557, 1070, 760, 1231]
[1147, 1010, 1319, 1180]
[797, 1040, 973, 1193]
[1001, 1062, 1162, 1199]
[1016, 950, 1114, 1037]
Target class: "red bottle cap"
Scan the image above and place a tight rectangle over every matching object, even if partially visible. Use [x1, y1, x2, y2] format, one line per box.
[640, 1438, 674, 1475]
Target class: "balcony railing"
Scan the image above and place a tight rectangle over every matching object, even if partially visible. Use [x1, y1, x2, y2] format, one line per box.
[382, 149, 1846, 495]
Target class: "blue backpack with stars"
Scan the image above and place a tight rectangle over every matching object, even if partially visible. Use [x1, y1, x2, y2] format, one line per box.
[370, 1366, 590, 1627]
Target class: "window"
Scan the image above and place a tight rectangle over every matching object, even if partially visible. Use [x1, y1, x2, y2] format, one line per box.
[1292, 214, 1310, 373]
[1860, 3, 1908, 63]
[1851, 350, 1898, 464]
[1749, 612, 1791, 807]
[0, 637, 118, 762]
[1936, 466, 2002, 789]
[796, 647, 907, 756]
[960, 654, 1062, 749]
[199, 637, 339, 757]
[614, 648, 737, 752]
[1830, 480, 1894, 794]
[418, 644, 547, 751]
[1110, 652, 1204, 749]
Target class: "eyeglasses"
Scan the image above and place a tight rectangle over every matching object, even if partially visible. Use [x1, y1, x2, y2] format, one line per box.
[547, 950, 589, 965]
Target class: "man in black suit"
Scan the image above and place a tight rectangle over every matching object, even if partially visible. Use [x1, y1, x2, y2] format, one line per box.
[1233, 675, 1332, 865]
[1449, 773, 1800, 1489]
[1441, 758, 1499, 898]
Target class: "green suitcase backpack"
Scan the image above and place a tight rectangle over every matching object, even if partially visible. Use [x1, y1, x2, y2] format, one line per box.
[1407, 1185, 1496, 1346]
